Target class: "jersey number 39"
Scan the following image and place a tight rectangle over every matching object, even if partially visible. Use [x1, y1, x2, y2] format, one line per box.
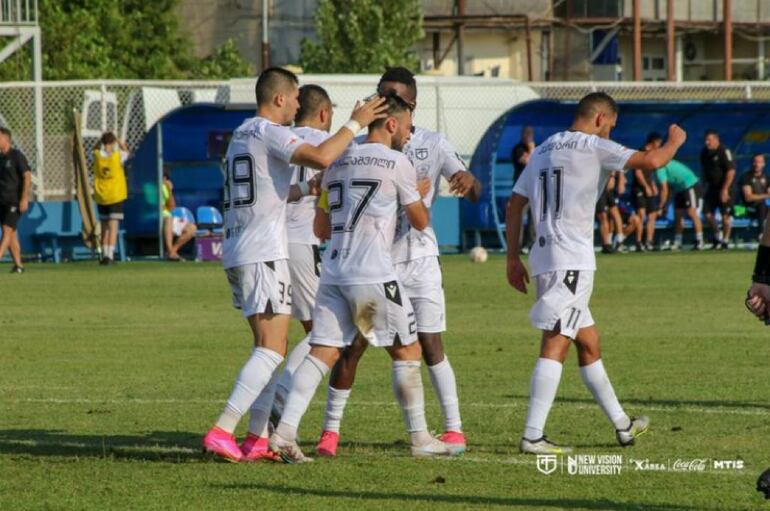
[223, 154, 256, 211]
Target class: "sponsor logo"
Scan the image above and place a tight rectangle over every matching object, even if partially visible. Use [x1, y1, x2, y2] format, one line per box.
[713, 459, 744, 470]
[566, 455, 623, 476]
[631, 458, 668, 472]
[536, 454, 558, 475]
[672, 459, 707, 472]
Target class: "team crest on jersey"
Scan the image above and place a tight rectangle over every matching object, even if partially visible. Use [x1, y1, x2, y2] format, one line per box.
[415, 148, 429, 160]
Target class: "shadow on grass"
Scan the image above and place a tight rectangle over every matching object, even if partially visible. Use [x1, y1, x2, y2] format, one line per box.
[502, 394, 770, 413]
[0, 429, 204, 462]
[213, 482, 698, 510]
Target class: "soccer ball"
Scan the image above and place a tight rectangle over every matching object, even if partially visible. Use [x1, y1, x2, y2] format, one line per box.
[469, 246, 488, 263]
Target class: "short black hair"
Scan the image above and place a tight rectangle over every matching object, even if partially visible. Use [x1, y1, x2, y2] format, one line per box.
[753, 153, 765, 159]
[100, 132, 116, 146]
[295, 84, 332, 123]
[378, 66, 417, 99]
[369, 92, 413, 131]
[705, 128, 719, 137]
[0, 126, 10, 138]
[255, 67, 299, 106]
[575, 92, 618, 120]
[646, 132, 663, 145]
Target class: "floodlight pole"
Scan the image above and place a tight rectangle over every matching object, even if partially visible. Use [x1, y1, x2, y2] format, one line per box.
[261, 0, 270, 71]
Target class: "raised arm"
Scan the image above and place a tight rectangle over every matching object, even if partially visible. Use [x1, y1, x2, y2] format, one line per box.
[291, 98, 387, 169]
[625, 124, 687, 171]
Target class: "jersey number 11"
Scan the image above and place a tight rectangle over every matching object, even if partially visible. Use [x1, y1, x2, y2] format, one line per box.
[538, 167, 564, 220]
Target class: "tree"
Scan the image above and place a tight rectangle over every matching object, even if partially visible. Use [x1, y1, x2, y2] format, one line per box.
[300, 0, 423, 74]
[0, 0, 252, 81]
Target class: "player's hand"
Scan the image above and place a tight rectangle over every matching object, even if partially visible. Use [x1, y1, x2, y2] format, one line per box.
[417, 177, 431, 198]
[720, 188, 730, 204]
[507, 256, 530, 294]
[746, 283, 770, 320]
[349, 96, 388, 128]
[667, 124, 687, 147]
[644, 186, 653, 197]
[19, 198, 28, 213]
[448, 171, 475, 196]
[308, 173, 323, 196]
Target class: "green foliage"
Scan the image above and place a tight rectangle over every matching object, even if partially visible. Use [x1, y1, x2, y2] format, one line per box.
[0, 0, 252, 81]
[300, 0, 423, 74]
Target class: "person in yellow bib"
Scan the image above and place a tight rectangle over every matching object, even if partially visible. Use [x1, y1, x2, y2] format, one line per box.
[93, 132, 129, 265]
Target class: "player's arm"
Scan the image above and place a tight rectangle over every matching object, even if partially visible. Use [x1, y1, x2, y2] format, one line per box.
[313, 190, 331, 241]
[19, 154, 32, 213]
[658, 181, 669, 213]
[742, 183, 769, 203]
[404, 200, 430, 231]
[291, 98, 387, 169]
[721, 154, 736, 202]
[634, 168, 652, 195]
[746, 217, 770, 321]
[625, 124, 686, 171]
[288, 172, 323, 202]
[505, 193, 530, 294]
[617, 170, 626, 195]
[439, 138, 482, 203]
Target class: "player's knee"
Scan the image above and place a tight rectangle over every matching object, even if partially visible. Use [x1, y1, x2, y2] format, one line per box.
[418, 333, 445, 365]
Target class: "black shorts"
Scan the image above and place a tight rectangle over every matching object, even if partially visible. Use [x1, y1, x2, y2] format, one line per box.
[0, 204, 21, 229]
[97, 201, 125, 221]
[674, 185, 700, 210]
[702, 185, 733, 215]
[595, 190, 618, 215]
[633, 189, 658, 211]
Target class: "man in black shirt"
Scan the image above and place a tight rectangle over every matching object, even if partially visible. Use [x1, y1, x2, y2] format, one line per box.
[740, 153, 770, 226]
[0, 127, 32, 273]
[700, 129, 736, 250]
[511, 126, 535, 250]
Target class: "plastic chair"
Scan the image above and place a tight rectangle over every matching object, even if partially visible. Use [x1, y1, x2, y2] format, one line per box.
[172, 206, 196, 225]
[195, 205, 224, 236]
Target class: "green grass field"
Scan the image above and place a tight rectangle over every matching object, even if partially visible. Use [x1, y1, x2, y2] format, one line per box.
[1, 252, 769, 510]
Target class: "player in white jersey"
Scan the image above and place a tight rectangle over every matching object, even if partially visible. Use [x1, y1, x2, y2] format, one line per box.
[271, 85, 334, 415]
[202, 67, 388, 463]
[506, 92, 687, 454]
[314, 68, 481, 457]
[270, 93, 453, 463]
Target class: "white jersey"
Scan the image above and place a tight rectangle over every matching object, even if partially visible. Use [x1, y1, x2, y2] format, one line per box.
[512, 130, 635, 276]
[287, 126, 330, 245]
[392, 127, 466, 263]
[222, 116, 302, 269]
[320, 142, 421, 286]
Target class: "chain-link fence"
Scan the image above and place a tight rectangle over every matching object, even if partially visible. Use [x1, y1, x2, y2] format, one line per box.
[4, 78, 770, 201]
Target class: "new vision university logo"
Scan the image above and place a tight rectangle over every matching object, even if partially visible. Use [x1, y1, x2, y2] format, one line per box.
[536, 454, 559, 475]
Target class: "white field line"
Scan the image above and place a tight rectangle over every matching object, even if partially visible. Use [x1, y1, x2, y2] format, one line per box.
[1, 397, 769, 417]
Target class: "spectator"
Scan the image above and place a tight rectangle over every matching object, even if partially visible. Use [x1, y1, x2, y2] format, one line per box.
[656, 159, 704, 250]
[632, 133, 663, 250]
[596, 171, 626, 253]
[161, 173, 197, 261]
[512, 126, 535, 251]
[700, 129, 736, 250]
[0, 127, 31, 273]
[93, 132, 129, 265]
[739, 153, 770, 227]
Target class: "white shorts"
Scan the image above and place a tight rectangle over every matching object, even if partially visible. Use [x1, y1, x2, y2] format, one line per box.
[395, 256, 446, 333]
[288, 243, 320, 322]
[172, 217, 188, 237]
[225, 260, 293, 317]
[310, 280, 418, 348]
[530, 270, 595, 339]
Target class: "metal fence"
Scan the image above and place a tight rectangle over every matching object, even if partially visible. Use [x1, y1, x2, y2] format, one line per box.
[4, 78, 770, 201]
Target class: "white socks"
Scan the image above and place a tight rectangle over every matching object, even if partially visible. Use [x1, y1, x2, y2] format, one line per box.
[523, 357, 563, 441]
[216, 347, 284, 434]
[275, 354, 329, 442]
[322, 386, 351, 433]
[391, 360, 432, 446]
[427, 356, 462, 432]
[580, 359, 631, 431]
[247, 368, 281, 437]
[103, 244, 114, 259]
[674, 233, 683, 246]
[275, 334, 312, 408]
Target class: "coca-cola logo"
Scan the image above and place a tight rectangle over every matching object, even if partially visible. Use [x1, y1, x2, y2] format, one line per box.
[672, 459, 707, 472]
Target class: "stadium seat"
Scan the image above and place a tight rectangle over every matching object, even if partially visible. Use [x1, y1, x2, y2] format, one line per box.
[195, 206, 224, 236]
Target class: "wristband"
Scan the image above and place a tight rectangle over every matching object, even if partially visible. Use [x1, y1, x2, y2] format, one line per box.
[752, 245, 770, 283]
[343, 119, 361, 135]
[298, 181, 311, 197]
